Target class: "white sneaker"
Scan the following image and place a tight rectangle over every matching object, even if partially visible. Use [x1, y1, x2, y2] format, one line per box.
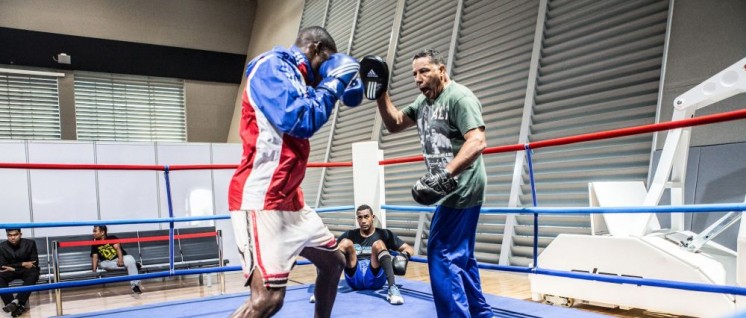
[309, 294, 316, 303]
[387, 285, 404, 305]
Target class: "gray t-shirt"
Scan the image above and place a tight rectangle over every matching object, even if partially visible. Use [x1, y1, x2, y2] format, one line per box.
[402, 81, 486, 208]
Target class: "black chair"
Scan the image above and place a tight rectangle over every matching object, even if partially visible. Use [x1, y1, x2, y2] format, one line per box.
[32, 236, 51, 283]
[52, 235, 100, 281]
[176, 226, 226, 285]
[176, 226, 221, 268]
[137, 229, 180, 272]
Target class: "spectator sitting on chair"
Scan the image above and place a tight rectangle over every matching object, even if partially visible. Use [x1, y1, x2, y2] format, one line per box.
[0, 228, 39, 317]
[90, 225, 143, 294]
[337, 204, 414, 305]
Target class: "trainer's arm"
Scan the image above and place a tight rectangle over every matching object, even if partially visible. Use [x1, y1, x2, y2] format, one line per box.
[376, 93, 415, 133]
[446, 127, 486, 177]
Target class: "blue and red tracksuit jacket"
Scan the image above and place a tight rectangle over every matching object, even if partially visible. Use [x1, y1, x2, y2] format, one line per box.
[228, 46, 338, 212]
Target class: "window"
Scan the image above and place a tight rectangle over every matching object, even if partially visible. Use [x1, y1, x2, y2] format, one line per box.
[0, 69, 62, 140]
[74, 72, 186, 141]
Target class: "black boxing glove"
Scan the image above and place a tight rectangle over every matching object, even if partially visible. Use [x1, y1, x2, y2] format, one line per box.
[411, 170, 457, 206]
[359, 55, 389, 100]
[393, 251, 410, 276]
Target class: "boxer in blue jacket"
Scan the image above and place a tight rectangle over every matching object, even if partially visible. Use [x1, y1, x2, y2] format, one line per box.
[228, 26, 362, 318]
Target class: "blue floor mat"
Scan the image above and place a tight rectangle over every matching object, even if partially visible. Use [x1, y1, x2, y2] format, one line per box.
[59, 278, 608, 318]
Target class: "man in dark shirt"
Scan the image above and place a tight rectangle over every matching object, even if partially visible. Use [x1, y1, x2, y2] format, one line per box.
[0, 228, 39, 317]
[90, 225, 142, 294]
[337, 204, 414, 305]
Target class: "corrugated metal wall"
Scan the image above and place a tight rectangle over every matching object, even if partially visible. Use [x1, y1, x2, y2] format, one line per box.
[510, 0, 668, 266]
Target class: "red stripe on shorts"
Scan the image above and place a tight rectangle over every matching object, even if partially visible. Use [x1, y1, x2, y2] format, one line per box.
[250, 210, 268, 278]
[323, 237, 337, 248]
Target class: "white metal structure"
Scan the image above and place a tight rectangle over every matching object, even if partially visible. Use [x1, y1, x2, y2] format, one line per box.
[530, 56, 746, 317]
[352, 141, 387, 228]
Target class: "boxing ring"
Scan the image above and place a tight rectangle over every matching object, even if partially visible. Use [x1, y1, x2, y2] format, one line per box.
[2, 60, 746, 317]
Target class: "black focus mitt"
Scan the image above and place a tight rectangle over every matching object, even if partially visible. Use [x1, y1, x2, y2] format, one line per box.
[359, 55, 389, 100]
[411, 170, 457, 206]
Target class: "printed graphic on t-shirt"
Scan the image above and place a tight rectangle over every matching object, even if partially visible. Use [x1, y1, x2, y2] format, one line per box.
[96, 244, 117, 261]
[353, 243, 371, 256]
[418, 102, 454, 174]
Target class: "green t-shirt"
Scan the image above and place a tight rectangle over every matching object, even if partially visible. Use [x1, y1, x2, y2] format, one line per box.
[402, 81, 486, 208]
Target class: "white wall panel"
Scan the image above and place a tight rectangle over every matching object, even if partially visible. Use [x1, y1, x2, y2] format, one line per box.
[95, 142, 160, 232]
[0, 141, 32, 233]
[211, 143, 242, 214]
[3, 139, 247, 268]
[28, 141, 97, 236]
[211, 143, 242, 267]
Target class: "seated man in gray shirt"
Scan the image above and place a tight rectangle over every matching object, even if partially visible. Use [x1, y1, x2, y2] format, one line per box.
[90, 225, 143, 294]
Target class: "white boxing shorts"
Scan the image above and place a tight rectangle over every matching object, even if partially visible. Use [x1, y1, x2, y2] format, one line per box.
[230, 206, 337, 287]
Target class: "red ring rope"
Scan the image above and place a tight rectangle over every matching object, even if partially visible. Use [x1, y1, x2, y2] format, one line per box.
[58, 231, 217, 248]
[1, 108, 745, 170]
[380, 108, 746, 164]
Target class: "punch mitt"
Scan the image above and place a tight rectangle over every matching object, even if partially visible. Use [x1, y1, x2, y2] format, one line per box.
[359, 55, 389, 100]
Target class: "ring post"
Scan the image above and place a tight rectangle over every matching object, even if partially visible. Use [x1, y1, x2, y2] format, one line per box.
[525, 144, 539, 269]
[164, 165, 175, 274]
[414, 213, 426, 256]
[218, 230, 226, 294]
[352, 141, 386, 227]
[52, 241, 63, 316]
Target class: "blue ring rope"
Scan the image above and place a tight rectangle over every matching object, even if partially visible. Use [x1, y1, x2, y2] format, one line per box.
[533, 268, 746, 296]
[2, 203, 743, 230]
[4, 203, 745, 299]
[406, 256, 746, 296]
[8, 257, 746, 297]
[317, 205, 355, 212]
[2, 266, 240, 294]
[382, 203, 746, 214]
